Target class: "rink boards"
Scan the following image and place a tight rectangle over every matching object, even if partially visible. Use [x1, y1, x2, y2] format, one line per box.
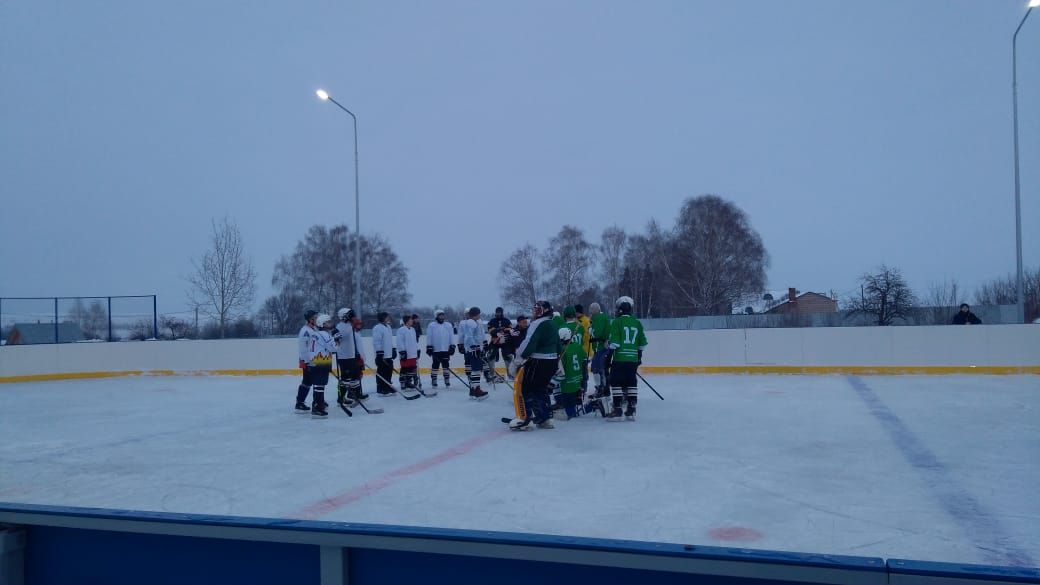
[1, 503, 1038, 585]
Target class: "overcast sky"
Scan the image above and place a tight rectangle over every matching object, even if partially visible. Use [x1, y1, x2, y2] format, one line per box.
[1, 0, 1037, 320]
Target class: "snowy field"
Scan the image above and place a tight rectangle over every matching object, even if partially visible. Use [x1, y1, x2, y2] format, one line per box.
[0, 373, 1037, 568]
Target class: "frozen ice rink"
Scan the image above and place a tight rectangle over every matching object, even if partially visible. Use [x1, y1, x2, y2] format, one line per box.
[1, 373, 1037, 567]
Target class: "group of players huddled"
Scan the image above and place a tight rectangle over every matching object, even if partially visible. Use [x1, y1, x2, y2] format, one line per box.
[295, 296, 647, 431]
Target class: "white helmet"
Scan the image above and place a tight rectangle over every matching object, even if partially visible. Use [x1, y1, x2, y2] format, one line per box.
[316, 313, 332, 328]
[553, 311, 561, 317]
[337, 307, 352, 320]
[615, 296, 634, 309]
[558, 327, 573, 342]
[435, 309, 445, 317]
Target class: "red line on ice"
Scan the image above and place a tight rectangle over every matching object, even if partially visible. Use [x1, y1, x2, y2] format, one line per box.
[291, 428, 508, 520]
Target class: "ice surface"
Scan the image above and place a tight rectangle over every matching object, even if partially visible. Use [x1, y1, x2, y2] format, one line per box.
[0, 373, 1037, 566]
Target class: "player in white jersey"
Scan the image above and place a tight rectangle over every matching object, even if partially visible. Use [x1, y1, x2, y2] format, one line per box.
[425, 309, 455, 388]
[334, 308, 367, 406]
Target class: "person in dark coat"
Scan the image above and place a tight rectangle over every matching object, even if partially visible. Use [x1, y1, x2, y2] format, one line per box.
[952, 303, 982, 325]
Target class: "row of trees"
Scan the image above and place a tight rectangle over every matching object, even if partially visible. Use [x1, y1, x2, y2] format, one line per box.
[180, 205, 1037, 341]
[499, 195, 769, 317]
[834, 264, 1039, 326]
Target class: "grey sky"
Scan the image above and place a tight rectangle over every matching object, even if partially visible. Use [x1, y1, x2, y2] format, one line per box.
[1, 0, 1037, 319]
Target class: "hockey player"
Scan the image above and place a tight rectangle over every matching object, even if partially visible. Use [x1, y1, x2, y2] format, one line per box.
[606, 296, 648, 421]
[509, 300, 562, 430]
[588, 302, 611, 398]
[502, 314, 528, 379]
[557, 326, 587, 419]
[426, 309, 455, 388]
[396, 314, 420, 390]
[372, 311, 397, 396]
[457, 307, 490, 400]
[334, 308, 367, 406]
[485, 307, 511, 380]
[295, 309, 321, 413]
[574, 304, 592, 393]
[299, 313, 337, 418]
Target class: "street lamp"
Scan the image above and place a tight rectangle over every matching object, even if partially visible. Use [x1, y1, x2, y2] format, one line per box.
[1012, 1, 1038, 323]
[315, 88, 362, 314]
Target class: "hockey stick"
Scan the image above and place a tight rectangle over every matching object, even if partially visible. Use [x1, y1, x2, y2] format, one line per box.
[447, 366, 473, 390]
[330, 371, 383, 414]
[365, 365, 422, 400]
[392, 367, 433, 397]
[636, 371, 665, 401]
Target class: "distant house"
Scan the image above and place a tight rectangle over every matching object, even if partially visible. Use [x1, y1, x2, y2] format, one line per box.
[5, 322, 86, 345]
[766, 288, 838, 315]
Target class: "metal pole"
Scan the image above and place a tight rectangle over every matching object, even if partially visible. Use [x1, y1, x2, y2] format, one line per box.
[54, 298, 59, 344]
[107, 297, 113, 342]
[324, 96, 362, 314]
[1013, 7, 1034, 324]
[152, 295, 158, 340]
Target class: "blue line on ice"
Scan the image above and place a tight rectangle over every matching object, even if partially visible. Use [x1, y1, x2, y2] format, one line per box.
[846, 375, 1034, 567]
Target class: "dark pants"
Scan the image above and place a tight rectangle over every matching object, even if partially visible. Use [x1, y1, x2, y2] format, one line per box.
[375, 352, 394, 391]
[522, 358, 557, 423]
[431, 351, 451, 382]
[465, 350, 485, 387]
[608, 361, 639, 414]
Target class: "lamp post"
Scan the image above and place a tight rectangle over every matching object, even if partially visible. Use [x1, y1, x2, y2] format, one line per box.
[316, 89, 362, 313]
[1012, 0, 1039, 323]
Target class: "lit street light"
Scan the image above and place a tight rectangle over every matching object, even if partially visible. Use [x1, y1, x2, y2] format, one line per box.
[315, 88, 362, 314]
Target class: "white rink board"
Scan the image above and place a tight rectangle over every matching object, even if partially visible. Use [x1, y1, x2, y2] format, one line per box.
[1, 325, 1038, 379]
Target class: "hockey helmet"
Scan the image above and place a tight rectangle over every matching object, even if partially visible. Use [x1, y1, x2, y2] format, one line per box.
[563, 306, 577, 318]
[315, 313, 332, 328]
[337, 307, 354, 320]
[558, 327, 573, 342]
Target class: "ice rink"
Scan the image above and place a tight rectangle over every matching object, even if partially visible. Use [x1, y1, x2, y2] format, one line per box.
[0, 373, 1037, 568]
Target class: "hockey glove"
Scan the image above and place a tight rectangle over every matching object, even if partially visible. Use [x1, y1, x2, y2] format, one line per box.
[457, 343, 465, 354]
[426, 345, 434, 356]
[376, 351, 384, 361]
[333, 332, 343, 343]
[449, 344, 456, 356]
[391, 348, 398, 360]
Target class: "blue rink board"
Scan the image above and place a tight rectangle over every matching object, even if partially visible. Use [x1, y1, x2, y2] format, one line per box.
[1, 503, 1037, 584]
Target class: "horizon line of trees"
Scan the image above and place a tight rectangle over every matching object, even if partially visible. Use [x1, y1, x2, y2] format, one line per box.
[169, 204, 1037, 341]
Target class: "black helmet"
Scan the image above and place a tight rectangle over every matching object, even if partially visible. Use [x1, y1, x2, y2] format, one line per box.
[468, 306, 481, 317]
[303, 309, 318, 322]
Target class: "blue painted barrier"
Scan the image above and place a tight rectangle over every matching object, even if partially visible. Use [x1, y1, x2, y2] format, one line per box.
[0, 503, 1036, 584]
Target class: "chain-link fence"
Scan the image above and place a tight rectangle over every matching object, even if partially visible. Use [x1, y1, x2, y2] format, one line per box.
[0, 296, 157, 345]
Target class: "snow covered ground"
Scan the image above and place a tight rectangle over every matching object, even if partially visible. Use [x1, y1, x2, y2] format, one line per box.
[0, 373, 1037, 567]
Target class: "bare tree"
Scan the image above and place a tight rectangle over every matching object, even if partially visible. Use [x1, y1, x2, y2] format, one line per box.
[660, 195, 768, 315]
[543, 226, 593, 307]
[498, 243, 542, 312]
[188, 216, 257, 338]
[619, 221, 666, 318]
[159, 315, 193, 340]
[924, 279, 960, 325]
[271, 225, 410, 318]
[598, 225, 627, 304]
[257, 289, 306, 336]
[846, 265, 917, 326]
[83, 300, 108, 340]
[975, 267, 1040, 322]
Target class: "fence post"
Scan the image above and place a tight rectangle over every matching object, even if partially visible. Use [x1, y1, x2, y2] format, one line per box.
[107, 297, 113, 342]
[54, 298, 59, 344]
[152, 296, 158, 340]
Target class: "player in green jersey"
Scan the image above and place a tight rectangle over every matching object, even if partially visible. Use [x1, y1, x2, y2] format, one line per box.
[606, 296, 647, 421]
[588, 302, 611, 397]
[556, 326, 587, 419]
